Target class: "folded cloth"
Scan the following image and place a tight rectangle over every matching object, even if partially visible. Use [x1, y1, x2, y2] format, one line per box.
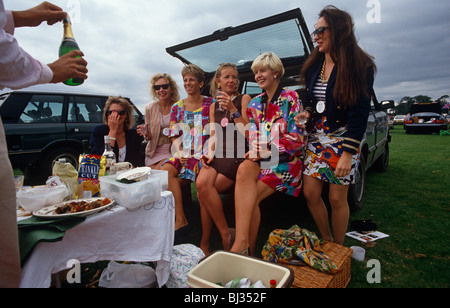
[261, 225, 338, 274]
[17, 216, 86, 265]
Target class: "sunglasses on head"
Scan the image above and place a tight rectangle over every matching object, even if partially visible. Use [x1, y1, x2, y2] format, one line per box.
[107, 110, 127, 116]
[154, 84, 170, 91]
[311, 26, 329, 39]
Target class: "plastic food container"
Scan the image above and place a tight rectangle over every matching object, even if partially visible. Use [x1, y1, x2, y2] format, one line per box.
[148, 169, 168, 190]
[100, 174, 161, 210]
[17, 185, 67, 213]
[187, 251, 294, 288]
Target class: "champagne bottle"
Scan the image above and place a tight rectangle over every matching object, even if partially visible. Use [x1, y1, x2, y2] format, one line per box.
[59, 16, 84, 86]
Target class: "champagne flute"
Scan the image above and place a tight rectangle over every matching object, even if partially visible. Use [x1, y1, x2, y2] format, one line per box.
[216, 90, 224, 111]
[295, 112, 308, 125]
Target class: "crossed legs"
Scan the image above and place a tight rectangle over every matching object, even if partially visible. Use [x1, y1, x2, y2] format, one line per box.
[196, 166, 235, 255]
[231, 160, 275, 255]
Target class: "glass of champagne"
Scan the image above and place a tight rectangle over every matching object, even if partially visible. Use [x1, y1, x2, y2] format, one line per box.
[216, 90, 224, 111]
[295, 112, 308, 125]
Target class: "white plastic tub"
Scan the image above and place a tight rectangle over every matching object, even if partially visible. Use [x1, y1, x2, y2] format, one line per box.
[187, 251, 294, 288]
[100, 174, 161, 209]
[148, 169, 168, 190]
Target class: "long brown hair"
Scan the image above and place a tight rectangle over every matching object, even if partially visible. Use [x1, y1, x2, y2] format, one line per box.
[301, 5, 376, 108]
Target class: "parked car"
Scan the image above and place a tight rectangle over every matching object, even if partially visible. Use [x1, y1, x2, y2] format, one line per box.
[0, 90, 144, 182]
[166, 8, 394, 211]
[393, 115, 406, 125]
[404, 102, 447, 134]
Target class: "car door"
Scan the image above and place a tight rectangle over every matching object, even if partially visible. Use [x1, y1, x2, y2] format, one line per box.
[365, 100, 377, 166]
[372, 98, 389, 163]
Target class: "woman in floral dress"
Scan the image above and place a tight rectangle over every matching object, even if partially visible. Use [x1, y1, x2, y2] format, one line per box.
[230, 52, 308, 255]
[161, 64, 213, 232]
[295, 6, 376, 245]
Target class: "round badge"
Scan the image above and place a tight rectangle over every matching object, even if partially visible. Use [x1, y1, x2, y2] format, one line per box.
[221, 117, 229, 127]
[317, 101, 326, 114]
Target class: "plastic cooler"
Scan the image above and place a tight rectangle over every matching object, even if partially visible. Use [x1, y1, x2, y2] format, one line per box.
[187, 251, 294, 288]
[100, 171, 165, 209]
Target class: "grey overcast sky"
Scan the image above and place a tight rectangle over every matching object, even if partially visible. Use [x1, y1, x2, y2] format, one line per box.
[2, 0, 449, 111]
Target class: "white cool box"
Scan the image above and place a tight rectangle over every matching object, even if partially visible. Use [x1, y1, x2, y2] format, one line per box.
[100, 169, 168, 210]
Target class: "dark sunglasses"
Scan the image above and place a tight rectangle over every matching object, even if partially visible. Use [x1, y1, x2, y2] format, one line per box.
[154, 84, 170, 91]
[311, 26, 329, 40]
[107, 110, 127, 116]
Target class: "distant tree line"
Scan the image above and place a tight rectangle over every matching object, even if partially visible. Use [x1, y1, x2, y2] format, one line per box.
[393, 95, 449, 115]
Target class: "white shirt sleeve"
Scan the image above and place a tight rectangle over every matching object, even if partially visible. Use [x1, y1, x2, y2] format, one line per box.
[0, 3, 53, 90]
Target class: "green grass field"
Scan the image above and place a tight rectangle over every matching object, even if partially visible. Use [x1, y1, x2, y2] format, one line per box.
[345, 128, 450, 288]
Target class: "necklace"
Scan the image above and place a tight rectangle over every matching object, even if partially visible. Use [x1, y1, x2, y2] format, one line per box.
[320, 60, 328, 84]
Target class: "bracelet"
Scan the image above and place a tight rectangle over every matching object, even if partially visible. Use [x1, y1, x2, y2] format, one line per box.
[109, 136, 117, 141]
[231, 110, 241, 120]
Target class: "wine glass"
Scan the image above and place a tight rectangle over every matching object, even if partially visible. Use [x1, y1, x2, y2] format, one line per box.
[216, 90, 224, 111]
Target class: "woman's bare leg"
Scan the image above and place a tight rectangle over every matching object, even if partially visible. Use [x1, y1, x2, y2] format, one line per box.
[161, 163, 188, 231]
[303, 175, 333, 242]
[231, 160, 261, 254]
[328, 183, 350, 245]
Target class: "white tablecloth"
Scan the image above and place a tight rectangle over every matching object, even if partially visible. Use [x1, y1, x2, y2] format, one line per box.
[19, 191, 175, 288]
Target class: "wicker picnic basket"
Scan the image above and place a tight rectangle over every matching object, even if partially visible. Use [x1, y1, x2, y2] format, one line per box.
[286, 241, 352, 288]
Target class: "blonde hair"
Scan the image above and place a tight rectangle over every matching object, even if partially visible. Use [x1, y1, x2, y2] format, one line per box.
[251, 52, 285, 80]
[103, 96, 135, 130]
[209, 63, 240, 98]
[150, 73, 180, 103]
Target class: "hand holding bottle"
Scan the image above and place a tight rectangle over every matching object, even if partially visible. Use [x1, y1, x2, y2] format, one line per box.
[48, 50, 88, 84]
[246, 139, 271, 161]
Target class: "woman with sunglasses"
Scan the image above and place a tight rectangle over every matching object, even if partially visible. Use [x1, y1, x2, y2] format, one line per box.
[230, 52, 307, 256]
[295, 6, 376, 245]
[161, 64, 213, 234]
[90, 96, 144, 167]
[196, 63, 251, 255]
[138, 73, 180, 169]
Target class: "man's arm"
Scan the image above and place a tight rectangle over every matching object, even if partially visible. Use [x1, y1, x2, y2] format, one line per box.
[0, 2, 87, 90]
[11, 1, 66, 28]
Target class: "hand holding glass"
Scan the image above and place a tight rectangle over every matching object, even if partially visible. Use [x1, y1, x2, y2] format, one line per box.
[295, 112, 309, 126]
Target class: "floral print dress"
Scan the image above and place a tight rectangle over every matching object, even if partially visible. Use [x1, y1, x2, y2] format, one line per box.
[303, 77, 361, 186]
[246, 87, 307, 197]
[163, 96, 213, 182]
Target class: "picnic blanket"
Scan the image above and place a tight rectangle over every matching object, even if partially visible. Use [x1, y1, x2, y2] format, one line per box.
[261, 225, 338, 274]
